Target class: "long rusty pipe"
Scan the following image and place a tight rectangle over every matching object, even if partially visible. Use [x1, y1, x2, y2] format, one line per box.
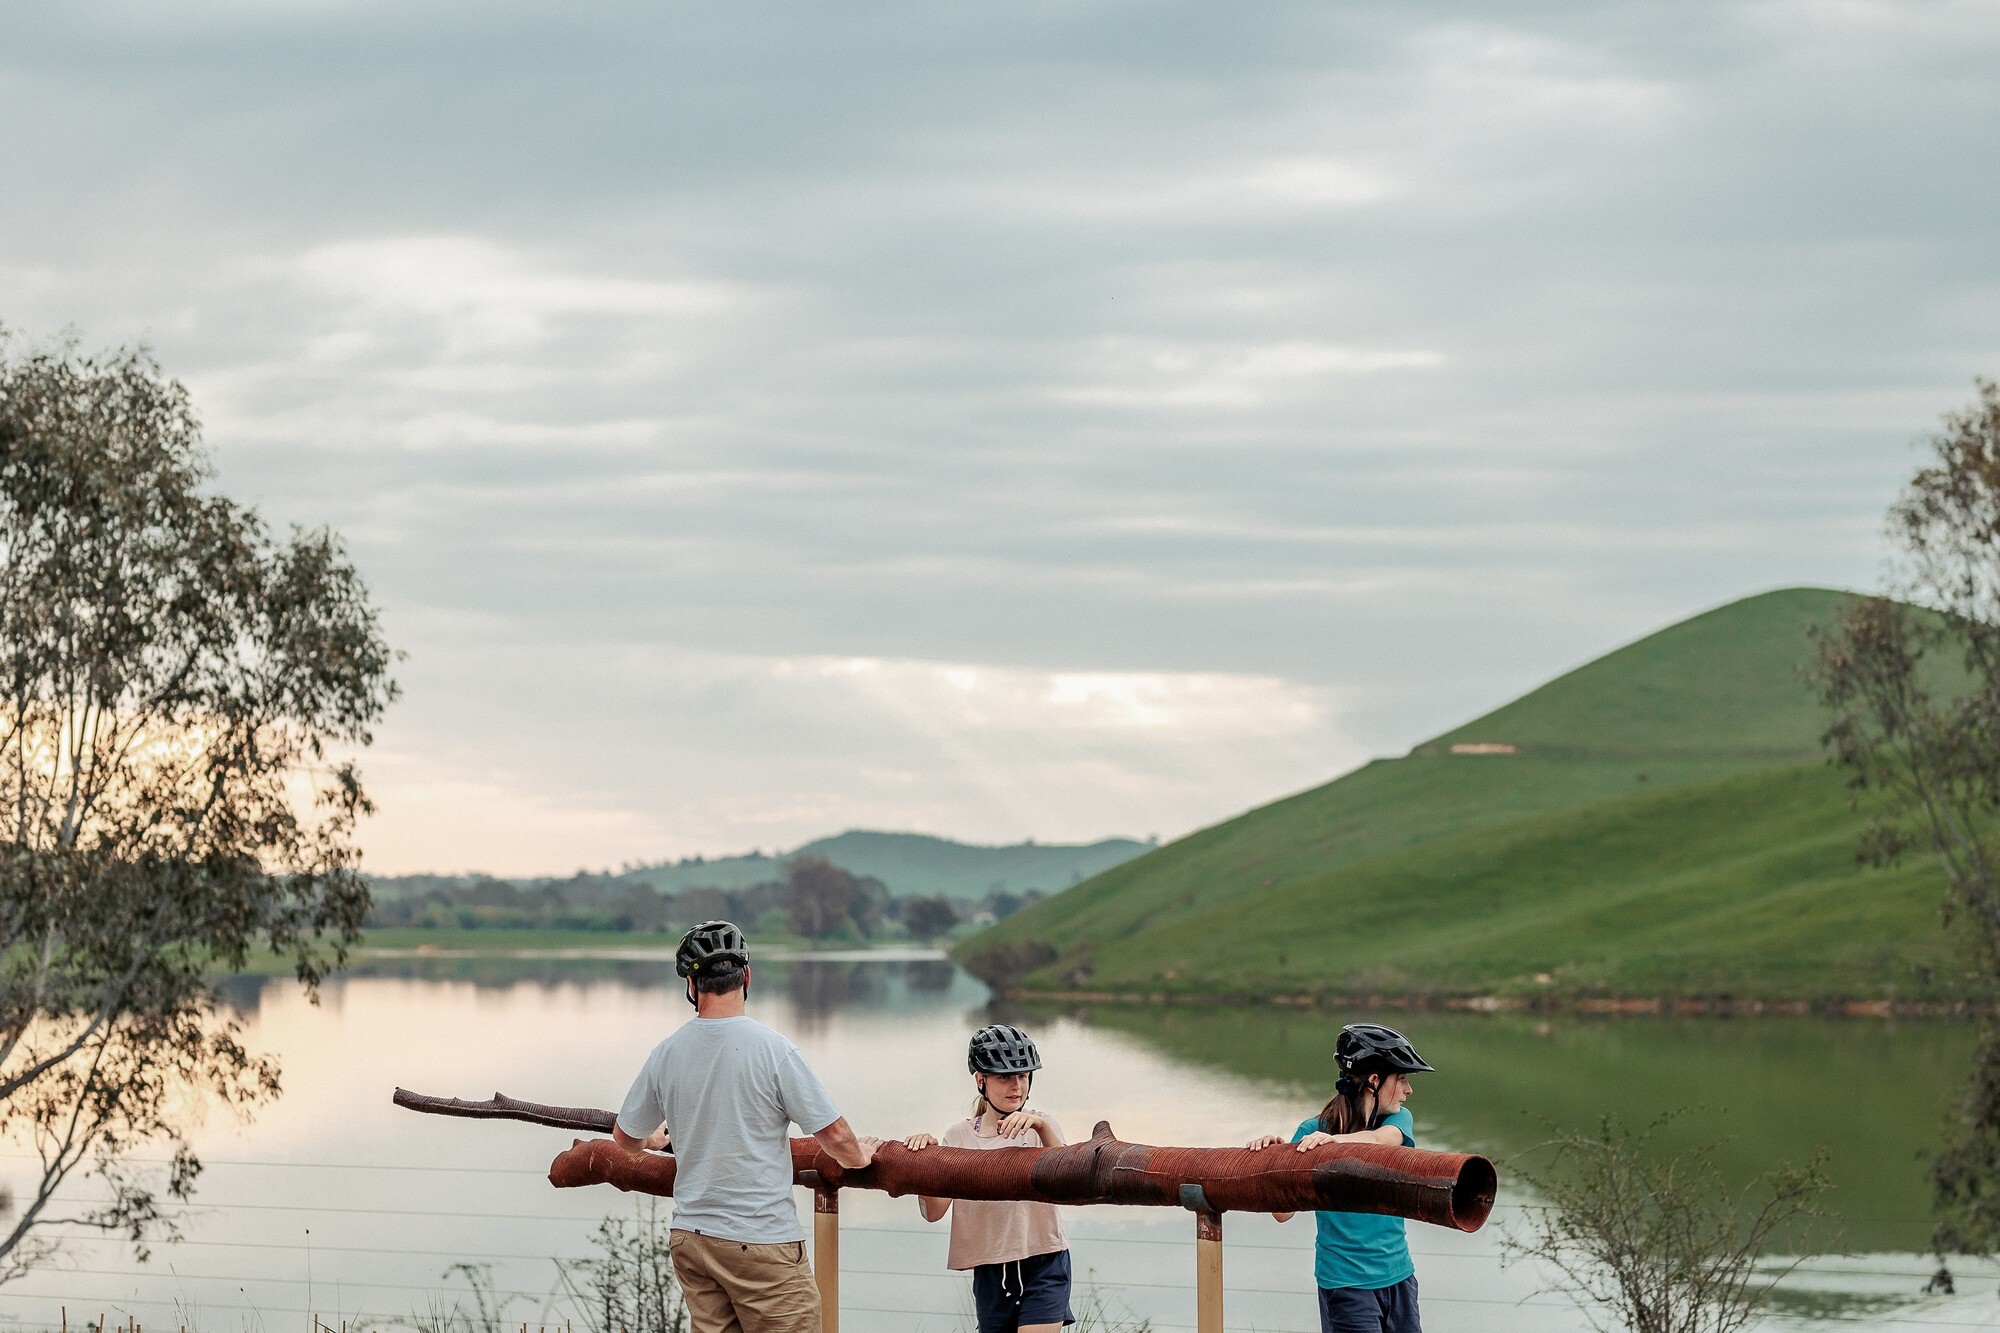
[396, 1088, 1495, 1231]
[551, 1120, 1493, 1232]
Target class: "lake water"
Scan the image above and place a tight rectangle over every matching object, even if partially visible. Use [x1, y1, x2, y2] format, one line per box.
[3, 952, 1997, 1333]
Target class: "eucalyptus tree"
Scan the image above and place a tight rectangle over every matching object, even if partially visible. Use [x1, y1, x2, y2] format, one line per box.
[1814, 379, 2000, 1254]
[0, 332, 397, 1278]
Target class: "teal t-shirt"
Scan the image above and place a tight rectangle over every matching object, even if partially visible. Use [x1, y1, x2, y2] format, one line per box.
[1292, 1110, 1417, 1291]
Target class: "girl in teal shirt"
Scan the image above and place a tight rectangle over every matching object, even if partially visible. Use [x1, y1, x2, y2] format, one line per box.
[1247, 1023, 1435, 1333]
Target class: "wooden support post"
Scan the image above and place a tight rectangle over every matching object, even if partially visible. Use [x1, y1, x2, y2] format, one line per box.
[1195, 1208, 1223, 1333]
[814, 1184, 840, 1333]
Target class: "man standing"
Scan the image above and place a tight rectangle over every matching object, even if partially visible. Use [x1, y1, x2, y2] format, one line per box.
[614, 920, 879, 1333]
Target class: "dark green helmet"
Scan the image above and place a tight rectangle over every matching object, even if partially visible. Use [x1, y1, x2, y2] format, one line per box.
[1336, 1023, 1434, 1076]
[968, 1023, 1042, 1075]
[676, 920, 749, 978]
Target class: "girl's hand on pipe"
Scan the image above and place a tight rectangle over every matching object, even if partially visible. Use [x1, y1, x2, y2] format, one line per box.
[1245, 1134, 1284, 1150]
[903, 1133, 939, 1150]
[995, 1110, 1045, 1139]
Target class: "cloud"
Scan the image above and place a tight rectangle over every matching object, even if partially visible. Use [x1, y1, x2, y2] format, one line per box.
[1, 0, 1996, 869]
[360, 636, 1348, 875]
[1057, 339, 1445, 408]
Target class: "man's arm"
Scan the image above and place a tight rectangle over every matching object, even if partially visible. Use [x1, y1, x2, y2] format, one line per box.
[613, 1121, 669, 1153]
[812, 1117, 881, 1170]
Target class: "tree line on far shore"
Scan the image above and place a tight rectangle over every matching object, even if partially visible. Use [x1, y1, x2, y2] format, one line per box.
[363, 855, 1045, 943]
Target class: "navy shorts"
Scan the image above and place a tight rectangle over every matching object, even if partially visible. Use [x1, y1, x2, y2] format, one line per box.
[972, 1248, 1074, 1332]
[1318, 1277, 1421, 1333]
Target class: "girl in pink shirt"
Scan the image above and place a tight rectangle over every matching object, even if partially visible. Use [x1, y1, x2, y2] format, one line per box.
[903, 1024, 1074, 1333]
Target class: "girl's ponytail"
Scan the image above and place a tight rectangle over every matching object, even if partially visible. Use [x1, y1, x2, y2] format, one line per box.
[1315, 1071, 1388, 1135]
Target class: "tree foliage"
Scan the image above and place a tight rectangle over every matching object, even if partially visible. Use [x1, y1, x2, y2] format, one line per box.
[1812, 380, 2000, 1254]
[1816, 382, 2000, 962]
[0, 332, 397, 1278]
[1501, 1113, 1830, 1333]
[785, 857, 853, 940]
[902, 895, 959, 942]
[782, 858, 887, 941]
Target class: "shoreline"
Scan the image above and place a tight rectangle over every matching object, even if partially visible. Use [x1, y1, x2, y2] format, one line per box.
[1002, 987, 1991, 1018]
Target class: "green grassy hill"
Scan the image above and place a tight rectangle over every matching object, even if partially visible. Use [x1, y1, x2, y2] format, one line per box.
[1060, 762, 1955, 1001]
[958, 587, 1854, 965]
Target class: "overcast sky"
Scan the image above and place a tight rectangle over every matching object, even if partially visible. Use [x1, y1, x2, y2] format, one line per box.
[4, 0, 1996, 874]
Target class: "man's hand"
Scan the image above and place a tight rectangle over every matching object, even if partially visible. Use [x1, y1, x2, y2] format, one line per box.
[812, 1116, 879, 1169]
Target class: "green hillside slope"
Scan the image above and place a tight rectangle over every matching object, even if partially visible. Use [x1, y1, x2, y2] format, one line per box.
[1424, 585, 1849, 756]
[960, 587, 1852, 961]
[1024, 761, 1958, 1000]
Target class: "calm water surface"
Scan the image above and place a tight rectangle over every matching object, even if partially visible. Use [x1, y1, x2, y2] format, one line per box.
[2, 954, 1995, 1332]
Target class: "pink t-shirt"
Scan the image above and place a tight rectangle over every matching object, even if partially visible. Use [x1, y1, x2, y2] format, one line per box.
[938, 1115, 1070, 1270]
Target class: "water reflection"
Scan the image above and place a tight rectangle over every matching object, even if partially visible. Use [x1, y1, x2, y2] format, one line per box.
[783, 959, 886, 1020]
[338, 952, 985, 1019]
[11, 954, 1977, 1333]
[1047, 1001, 1974, 1253]
[212, 972, 267, 1016]
[907, 959, 957, 993]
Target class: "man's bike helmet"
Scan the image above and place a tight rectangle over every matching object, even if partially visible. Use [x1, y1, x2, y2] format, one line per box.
[676, 920, 750, 978]
[968, 1023, 1042, 1075]
[1335, 1022, 1435, 1076]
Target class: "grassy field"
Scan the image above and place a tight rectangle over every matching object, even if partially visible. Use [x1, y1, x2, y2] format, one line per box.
[962, 587, 1863, 961]
[956, 587, 1977, 1000]
[1040, 761, 1960, 1000]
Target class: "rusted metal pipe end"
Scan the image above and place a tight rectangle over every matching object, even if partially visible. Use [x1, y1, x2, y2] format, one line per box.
[1450, 1155, 1497, 1232]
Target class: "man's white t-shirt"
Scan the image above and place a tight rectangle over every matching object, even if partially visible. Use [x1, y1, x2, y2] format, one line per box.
[617, 1015, 841, 1244]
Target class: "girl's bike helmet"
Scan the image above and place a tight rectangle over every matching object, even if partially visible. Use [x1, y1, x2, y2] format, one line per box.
[968, 1023, 1042, 1075]
[1336, 1023, 1435, 1075]
[676, 920, 750, 978]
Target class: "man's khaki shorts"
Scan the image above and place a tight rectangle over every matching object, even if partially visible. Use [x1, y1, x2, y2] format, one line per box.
[668, 1229, 822, 1333]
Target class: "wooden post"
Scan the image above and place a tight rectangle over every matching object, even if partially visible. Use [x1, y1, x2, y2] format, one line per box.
[814, 1184, 839, 1333]
[1195, 1208, 1223, 1333]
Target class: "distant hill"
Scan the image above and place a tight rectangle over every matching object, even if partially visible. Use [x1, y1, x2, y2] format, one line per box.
[958, 587, 1856, 962]
[621, 831, 1151, 900]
